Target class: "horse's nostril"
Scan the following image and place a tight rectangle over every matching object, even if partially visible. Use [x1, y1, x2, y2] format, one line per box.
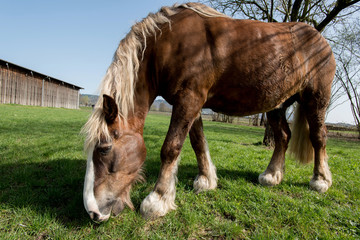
[88, 211, 100, 221]
[89, 211, 110, 222]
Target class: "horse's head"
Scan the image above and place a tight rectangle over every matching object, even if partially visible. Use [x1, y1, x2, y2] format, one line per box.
[83, 95, 146, 222]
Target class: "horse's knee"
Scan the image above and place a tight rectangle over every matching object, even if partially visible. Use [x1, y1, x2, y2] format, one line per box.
[160, 142, 182, 164]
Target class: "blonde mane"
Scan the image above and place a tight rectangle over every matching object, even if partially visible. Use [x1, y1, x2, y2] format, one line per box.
[82, 3, 228, 152]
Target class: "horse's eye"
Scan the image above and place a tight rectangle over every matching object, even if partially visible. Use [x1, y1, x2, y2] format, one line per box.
[98, 146, 112, 156]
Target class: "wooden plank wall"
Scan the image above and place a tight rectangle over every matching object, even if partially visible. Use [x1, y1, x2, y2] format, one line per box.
[0, 64, 79, 109]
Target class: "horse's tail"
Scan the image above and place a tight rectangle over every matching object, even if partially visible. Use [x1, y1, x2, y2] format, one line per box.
[288, 103, 314, 164]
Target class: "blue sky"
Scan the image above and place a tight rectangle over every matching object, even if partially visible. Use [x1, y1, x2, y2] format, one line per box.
[0, 0, 180, 92]
[0, 0, 355, 124]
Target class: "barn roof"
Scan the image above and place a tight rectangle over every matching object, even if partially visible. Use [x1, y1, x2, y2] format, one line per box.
[0, 59, 83, 90]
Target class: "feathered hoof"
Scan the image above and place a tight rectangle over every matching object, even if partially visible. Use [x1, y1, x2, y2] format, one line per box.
[193, 174, 218, 194]
[310, 178, 332, 193]
[258, 170, 283, 186]
[140, 191, 176, 219]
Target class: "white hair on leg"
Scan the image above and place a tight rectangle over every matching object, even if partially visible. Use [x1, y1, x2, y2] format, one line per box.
[310, 156, 332, 193]
[258, 170, 283, 186]
[193, 142, 218, 193]
[140, 156, 180, 219]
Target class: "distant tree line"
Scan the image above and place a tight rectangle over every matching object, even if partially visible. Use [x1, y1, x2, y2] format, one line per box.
[79, 94, 99, 107]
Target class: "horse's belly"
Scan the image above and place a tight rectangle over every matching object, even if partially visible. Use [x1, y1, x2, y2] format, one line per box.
[204, 66, 301, 116]
[203, 89, 288, 116]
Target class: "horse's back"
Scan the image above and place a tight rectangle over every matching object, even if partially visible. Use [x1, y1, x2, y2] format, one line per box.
[154, 9, 334, 116]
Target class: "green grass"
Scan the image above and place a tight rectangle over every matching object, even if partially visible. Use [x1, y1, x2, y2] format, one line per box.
[0, 104, 359, 239]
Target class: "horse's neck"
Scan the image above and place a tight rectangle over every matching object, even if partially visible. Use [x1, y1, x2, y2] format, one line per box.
[126, 82, 155, 135]
[123, 46, 159, 135]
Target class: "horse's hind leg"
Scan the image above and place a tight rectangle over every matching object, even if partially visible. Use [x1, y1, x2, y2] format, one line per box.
[259, 107, 291, 186]
[304, 101, 332, 193]
[189, 115, 217, 193]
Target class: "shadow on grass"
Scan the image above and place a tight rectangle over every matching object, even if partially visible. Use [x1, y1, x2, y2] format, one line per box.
[0, 111, 95, 226]
[180, 164, 260, 185]
[0, 158, 90, 227]
[203, 123, 264, 137]
[142, 160, 261, 189]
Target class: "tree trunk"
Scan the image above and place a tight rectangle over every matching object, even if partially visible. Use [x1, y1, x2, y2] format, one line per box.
[263, 121, 275, 147]
[260, 113, 266, 126]
[252, 114, 260, 126]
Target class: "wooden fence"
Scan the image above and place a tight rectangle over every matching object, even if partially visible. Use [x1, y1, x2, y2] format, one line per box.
[0, 60, 82, 109]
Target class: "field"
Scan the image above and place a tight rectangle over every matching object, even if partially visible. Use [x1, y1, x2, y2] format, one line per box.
[0, 104, 359, 239]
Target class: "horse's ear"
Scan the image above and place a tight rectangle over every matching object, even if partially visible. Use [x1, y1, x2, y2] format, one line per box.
[103, 94, 118, 124]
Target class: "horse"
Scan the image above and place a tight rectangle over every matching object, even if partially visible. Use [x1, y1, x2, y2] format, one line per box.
[82, 2, 335, 222]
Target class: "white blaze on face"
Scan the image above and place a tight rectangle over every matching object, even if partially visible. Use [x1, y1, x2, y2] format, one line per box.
[83, 147, 110, 221]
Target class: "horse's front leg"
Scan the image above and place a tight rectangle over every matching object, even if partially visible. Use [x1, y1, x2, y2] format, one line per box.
[140, 102, 201, 219]
[189, 115, 218, 193]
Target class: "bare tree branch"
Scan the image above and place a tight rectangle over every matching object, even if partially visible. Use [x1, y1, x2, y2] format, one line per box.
[270, 0, 275, 22]
[316, 0, 360, 32]
[290, 0, 304, 21]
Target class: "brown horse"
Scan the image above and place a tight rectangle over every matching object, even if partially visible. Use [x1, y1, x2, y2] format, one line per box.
[82, 3, 335, 222]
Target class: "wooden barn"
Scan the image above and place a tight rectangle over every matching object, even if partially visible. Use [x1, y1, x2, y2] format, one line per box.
[0, 59, 83, 109]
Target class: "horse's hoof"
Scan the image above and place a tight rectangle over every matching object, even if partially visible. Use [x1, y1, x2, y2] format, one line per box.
[258, 170, 283, 186]
[310, 178, 331, 193]
[193, 174, 217, 194]
[140, 191, 176, 219]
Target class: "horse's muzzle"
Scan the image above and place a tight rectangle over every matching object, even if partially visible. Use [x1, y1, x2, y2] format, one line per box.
[88, 211, 110, 222]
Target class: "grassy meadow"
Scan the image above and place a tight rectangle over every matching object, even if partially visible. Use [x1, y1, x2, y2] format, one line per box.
[0, 104, 359, 239]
